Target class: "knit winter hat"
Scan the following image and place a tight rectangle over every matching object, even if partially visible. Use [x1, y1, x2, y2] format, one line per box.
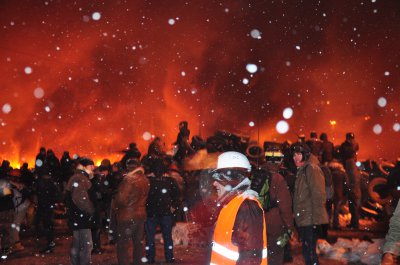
[79, 157, 94, 167]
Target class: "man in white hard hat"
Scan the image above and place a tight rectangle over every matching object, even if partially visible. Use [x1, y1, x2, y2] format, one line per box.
[209, 151, 268, 265]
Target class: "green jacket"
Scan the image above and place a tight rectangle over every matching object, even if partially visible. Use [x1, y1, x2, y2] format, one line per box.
[383, 200, 400, 256]
[293, 154, 329, 227]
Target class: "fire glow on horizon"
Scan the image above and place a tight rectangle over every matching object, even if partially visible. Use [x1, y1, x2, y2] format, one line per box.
[0, 1, 399, 167]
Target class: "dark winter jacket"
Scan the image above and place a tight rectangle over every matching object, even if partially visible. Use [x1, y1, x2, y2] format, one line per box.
[306, 138, 323, 160]
[20, 167, 34, 188]
[0, 179, 14, 212]
[65, 170, 95, 230]
[293, 155, 329, 227]
[146, 174, 180, 217]
[328, 161, 349, 203]
[340, 140, 359, 161]
[264, 166, 294, 238]
[232, 198, 264, 265]
[46, 154, 61, 180]
[174, 128, 192, 161]
[321, 140, 334, 164]
[90, 173, 108, 229]
[35, 174, 59, 209]
[60, 154, 74, 182]
[113, 167, 149, 222]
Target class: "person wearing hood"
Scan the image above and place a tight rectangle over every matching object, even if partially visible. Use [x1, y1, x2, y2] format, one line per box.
[65, 157, 96, 265]
[292, 144, 328, 265]
[209, 151, 268, 265]
[112, 158, 149, 265]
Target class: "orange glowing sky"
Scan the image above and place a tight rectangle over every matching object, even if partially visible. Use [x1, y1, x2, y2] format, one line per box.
[0, 0, 399, 167]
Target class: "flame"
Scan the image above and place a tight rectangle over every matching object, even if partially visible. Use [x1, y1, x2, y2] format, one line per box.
[0, 1, 399, 163]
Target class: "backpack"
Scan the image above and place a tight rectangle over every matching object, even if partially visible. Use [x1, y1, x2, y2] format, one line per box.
[251, 168, 277, 211]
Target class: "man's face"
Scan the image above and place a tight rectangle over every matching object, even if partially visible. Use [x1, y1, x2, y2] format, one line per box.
[99, 170, 108, 177]
[84, 165, 95, 175]
[213, 180, 227, 199]
[293, 152, 304, 167]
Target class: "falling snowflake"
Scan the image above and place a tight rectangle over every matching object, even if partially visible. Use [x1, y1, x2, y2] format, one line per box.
[242, 78, 249, 85]
[249, 121, 255, 127]
[250, 29, 262, 39]
[161, 189, 167, 193]
[295, 45, 301, 50]
[377, 97, 387, 107]
[246, 64, 258, 74]
[373, 124, 382, 135]
[24, 66, 32, 74]
[282, 107, 294, 119]
[92, 12, 101, 21]
[143, 131, 152, 141]
[35, 159, 43, 167]
[168, 18, 175, 25]
[34, 87, 45, 99]
[393, 123, 400, 132]
[276, 120, 289, 134]
[384, 71, 390, 76]
[2, 104, 11, 114]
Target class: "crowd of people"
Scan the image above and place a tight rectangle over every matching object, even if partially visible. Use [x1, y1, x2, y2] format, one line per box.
[0, 137, 181, 264]
[0, 121, 399, 265]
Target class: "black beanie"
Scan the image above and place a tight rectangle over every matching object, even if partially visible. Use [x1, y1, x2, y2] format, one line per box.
[79, 157, 94, 167]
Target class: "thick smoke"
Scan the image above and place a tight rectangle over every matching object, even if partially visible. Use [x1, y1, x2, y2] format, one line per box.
[0, 0, 399, 166]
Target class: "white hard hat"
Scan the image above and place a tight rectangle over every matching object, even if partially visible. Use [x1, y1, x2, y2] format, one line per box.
[216, 151, 251, 172]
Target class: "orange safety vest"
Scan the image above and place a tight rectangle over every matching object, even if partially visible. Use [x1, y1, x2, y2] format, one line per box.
[210, 193, 268, 265]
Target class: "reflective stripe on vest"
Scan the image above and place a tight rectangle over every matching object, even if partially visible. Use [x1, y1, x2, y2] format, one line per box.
[210, 193, 268, 265]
